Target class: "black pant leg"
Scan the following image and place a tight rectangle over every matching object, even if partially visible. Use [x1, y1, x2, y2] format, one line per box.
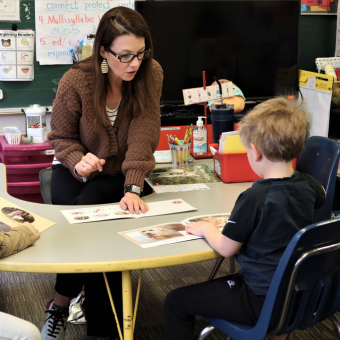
[51, 164, 84, 205]
[50, 165, 128, 336]
[55, 273, 86, 298]
[74, 174, 125, 205]
[84, 272, 123, 337]
[164, 274, 265, 340]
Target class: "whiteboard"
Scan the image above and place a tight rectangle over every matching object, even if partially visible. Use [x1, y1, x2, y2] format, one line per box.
[35, 0, 135, 65]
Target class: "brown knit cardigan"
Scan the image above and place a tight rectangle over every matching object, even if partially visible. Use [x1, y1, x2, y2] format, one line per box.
[48, 60, 163, 188]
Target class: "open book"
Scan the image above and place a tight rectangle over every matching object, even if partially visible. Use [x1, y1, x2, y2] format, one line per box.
[119, 213, 230, 248]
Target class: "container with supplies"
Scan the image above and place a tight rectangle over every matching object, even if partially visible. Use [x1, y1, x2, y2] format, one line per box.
[4, 127, 22, 145]
[209, 131, 260, 183]
[167, 125, 193, 166]
[169, 141, 191, 167]
[25, 104, 47, 143]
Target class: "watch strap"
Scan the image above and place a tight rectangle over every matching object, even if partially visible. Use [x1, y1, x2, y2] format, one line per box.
[124, 185, 142, 196]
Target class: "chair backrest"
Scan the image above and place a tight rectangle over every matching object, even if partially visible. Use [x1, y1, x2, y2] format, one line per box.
[296, 136, 340, 223]
[39, 167, 53, 204]
[254, 218, 340, 338]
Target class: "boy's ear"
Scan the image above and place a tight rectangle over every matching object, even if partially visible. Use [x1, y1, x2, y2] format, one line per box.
[250, 143, 262, 162]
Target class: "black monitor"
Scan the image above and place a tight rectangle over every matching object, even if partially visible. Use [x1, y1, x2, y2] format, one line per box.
[135, 0, 300, 106]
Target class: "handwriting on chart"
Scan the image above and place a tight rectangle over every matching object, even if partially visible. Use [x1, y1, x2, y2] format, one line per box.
[35, 0, 135, 63]
[22, 3, 31, 20]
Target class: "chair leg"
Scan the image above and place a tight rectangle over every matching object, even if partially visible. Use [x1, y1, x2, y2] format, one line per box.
[194, 324, 217, 340]
[229, 255, 236, 274]
[207, 258, 224, 280]
[329, 314, 340, 340]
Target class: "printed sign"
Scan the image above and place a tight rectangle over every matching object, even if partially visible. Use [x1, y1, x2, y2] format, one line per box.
[0, 30, 35, 81]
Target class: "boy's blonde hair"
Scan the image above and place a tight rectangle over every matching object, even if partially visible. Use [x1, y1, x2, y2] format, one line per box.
[238, 97, 307, 162]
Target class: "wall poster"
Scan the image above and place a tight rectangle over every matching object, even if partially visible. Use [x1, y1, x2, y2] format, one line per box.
[35, 0, 135, 65]
[0, 30, 35, 81]
[0, 0, 20, 21]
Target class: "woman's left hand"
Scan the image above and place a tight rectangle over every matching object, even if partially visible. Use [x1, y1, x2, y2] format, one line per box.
[119, 192, 149, 214]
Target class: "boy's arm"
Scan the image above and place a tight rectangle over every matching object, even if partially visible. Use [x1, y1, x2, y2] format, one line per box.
[0, 224, 38, 258]
[185, 221, 243, 258]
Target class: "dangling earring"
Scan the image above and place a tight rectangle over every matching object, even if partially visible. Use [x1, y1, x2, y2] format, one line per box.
[101, 59, 108, 74]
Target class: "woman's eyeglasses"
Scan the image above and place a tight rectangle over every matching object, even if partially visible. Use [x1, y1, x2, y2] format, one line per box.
[104, 47, 151, 63]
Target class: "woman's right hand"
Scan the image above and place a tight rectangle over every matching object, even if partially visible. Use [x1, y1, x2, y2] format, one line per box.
[75, 153, 106, 177]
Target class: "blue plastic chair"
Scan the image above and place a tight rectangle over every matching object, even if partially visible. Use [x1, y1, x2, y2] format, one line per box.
[296, 136, 340, 223]
[195, 218, 340, 340]
[207, 136, 340, 281]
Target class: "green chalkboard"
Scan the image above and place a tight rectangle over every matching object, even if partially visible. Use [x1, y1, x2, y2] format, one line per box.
[0, 0, 71, 109]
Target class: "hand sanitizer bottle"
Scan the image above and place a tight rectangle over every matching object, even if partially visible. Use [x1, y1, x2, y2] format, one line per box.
[193, 116, 207, 155]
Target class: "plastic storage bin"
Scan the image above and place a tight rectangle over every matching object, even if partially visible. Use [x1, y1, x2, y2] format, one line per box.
[212, 151, 261, 183]
[4, 127, 22, 145]
[0, 136, 54, 203]
[211, 146, 297, 183]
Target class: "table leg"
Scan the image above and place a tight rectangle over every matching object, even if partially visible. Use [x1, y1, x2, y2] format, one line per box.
[122, 270, 134, 340]
[103, 272, 123, 340]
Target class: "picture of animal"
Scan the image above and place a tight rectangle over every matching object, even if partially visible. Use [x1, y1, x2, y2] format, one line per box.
[1, 39, 11, 47]
[183, 214, 230, 228]
[140, 223, 185, 240]
[1, 207, 35, 223]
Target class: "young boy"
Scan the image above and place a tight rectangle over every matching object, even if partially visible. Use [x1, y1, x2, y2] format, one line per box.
[164, 97, 325, 340]
[0, 221, 41, 340]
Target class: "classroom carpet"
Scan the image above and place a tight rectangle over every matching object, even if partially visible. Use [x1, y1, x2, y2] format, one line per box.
[0, 258, 338, 340]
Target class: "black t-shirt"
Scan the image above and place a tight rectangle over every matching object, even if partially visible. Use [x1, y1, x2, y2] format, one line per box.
[222, 171, 325, 296]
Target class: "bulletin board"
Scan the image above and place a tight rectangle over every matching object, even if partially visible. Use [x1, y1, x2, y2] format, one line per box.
[301, 0, 338, 14]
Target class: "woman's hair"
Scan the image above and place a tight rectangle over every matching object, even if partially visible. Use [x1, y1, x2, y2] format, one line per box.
[74, 6, 156, 124]
[238, 96, 307, 162]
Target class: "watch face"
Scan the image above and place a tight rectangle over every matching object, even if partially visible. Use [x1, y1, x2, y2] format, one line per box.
[125, 185, 141, 195]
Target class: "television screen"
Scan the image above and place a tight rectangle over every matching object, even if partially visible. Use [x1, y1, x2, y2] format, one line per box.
[136, 0, 300, 105]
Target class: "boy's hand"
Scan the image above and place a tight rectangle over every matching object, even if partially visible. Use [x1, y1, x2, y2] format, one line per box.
[11, 222, 40, 240]
[185, 221, 218, 237]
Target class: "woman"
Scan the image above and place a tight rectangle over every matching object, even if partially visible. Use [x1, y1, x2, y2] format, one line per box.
[41, 6, 163, 340]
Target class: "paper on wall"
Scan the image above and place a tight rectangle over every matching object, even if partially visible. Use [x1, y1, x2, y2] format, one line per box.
[0, 30, 35, 81]
[35, 0, 135, 65]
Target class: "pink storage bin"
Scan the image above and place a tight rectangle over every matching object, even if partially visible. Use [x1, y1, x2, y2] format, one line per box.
[7, 181, 42, 195]
[5, 163, 52, 182]
[0, 137, 54, 165]
[8, 193, 44, 204]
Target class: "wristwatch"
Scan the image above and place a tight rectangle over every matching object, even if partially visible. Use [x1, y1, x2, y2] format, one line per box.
[124, 185, 142, 196]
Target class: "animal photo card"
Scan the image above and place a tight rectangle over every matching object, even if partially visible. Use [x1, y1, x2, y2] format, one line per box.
[60, 198, 197, 224]
[119, 213, 230, 248]
[0, 197, 55, 232]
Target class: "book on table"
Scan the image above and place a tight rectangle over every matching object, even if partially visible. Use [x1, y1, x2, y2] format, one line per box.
[119, 213, 230, 248]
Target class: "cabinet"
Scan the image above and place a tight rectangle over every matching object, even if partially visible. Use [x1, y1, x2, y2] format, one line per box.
[0, 136, 54, 203]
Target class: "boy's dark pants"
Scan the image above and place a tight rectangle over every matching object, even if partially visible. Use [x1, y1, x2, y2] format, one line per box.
[164, 274, 265, 340]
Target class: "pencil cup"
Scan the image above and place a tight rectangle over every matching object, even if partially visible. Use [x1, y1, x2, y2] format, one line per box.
[169, 141, 191, 166]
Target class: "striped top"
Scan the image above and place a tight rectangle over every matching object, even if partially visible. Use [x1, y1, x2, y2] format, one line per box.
[52, 102, 120, 165]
